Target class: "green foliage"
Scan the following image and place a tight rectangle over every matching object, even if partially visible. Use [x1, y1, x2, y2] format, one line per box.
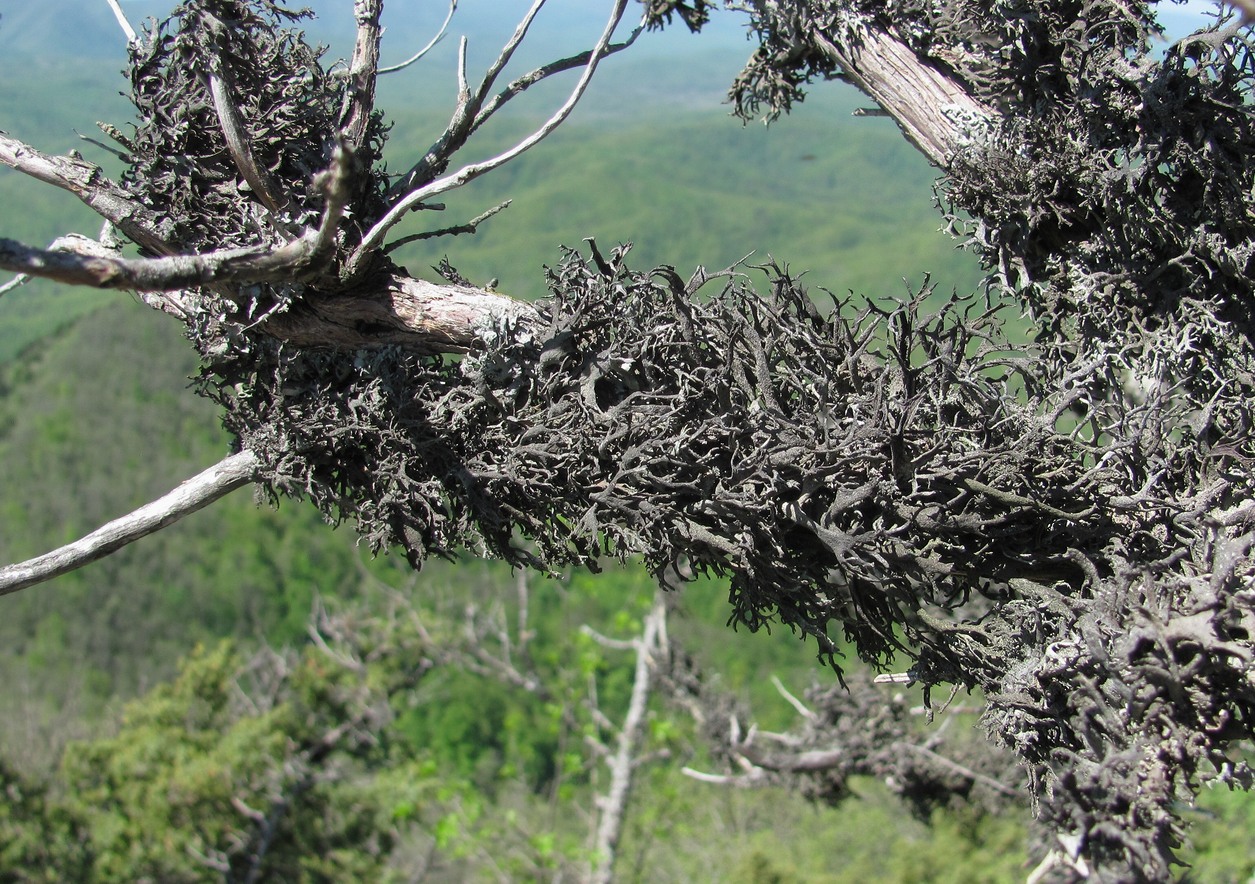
[0, 304, 382, 771]
[1178, 784, 1255, 882]
[0, 760, 92, 883]
[32, 630, 437, 882]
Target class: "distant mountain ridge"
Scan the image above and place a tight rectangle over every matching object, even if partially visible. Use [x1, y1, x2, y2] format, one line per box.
[0, 1, 745, 65]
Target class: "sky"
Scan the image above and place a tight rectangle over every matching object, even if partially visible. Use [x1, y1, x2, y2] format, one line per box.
[103, 0, 1223, 49]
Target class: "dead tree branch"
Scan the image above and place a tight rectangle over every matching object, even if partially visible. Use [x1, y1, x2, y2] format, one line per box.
[0, 133, 173, 256]
[0, 450, 261, 597]
[349, 0, 634, 271]
[338, 0, 384, 149]
[378, 0, 457, 75]
[589, 591, 668, 884]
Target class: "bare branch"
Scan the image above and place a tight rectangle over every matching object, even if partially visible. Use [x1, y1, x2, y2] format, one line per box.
[382, 200, 511, 253]
[349, 0, 631, 273]
[104, 0, 138, 44]
[0, 273, 27, 297]
[470, 24, 645, 134]
[810, 25, 993, 167]
[0, 232, 115, 298]
[0, 235, 320, 292]
[382, 0, 544, 202]
[771, 674, 817, 721]
[0, 144, 353, 295]
[590, 591, 667, 884]
[580, 624, 637, 652]
[379, 0, 458, 75]
[0, 133, 172, 256]
[205, 72, 286, 213]
[0, 232, 540, 352]
[262, 271, 543, 352]
[479, 0, 549, 100]
[338, 0, 384, 149]
[680, 766, 766, 787]
[0, 451, 261, 597]
[199, 9, 289, 213]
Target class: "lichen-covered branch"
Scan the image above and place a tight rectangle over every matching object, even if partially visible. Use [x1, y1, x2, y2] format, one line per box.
[0, 132, 174, 256]
[2, 2, 1253, 879]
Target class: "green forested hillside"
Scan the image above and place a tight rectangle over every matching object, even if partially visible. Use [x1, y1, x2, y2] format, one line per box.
[0, 306, 369, 768]
[385, 87, 981, 304]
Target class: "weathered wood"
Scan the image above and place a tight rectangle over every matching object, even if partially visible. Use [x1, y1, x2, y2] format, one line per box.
[0, 451, 261, 597]
[265, 273, 544, 353]
[813, 23, 992, 167]
[0, 133, 172, 257]
[0, 238, 542, 353]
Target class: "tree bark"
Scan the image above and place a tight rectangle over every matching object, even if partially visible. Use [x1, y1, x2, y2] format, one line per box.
[814, 20, 992, 167]
[265, 273, 544, 353]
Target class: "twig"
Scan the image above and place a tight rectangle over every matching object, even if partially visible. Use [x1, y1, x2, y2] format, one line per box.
[771, 675, 817, 721]
[104, 0, 138, 44]
[75, 130, 129, 162]
[347, 0, 631, 274]
[308, 597, 367, 674]
[874, 671, 916, 685]
[0, 273, 27, 297]
[0, 136, 354, 294]
[963, 477, 1096, 522]
[469, 24, 644, 136]
[581, 624, 637, 652]
[382, 0, 553, 199]
[0, 450, 260, 597]
[379, 0, 458, 75]
[680, 766, 764, 787]
[382, 200, 512, 253]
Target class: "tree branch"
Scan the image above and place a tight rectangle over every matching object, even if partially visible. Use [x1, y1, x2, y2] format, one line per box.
[382, 199, 511, 252]
[590, 591, 667, 884]
[810, 25, 993, 167]
[103, 0, 138, 44]
[349, 0, 631, 273]
[378, 0, 457, 75]
[470, 24, 644, 135]
[0, 451, 261, 597]
[0, 235, 542, 352]
[0, 141, 348, 294]
[0, 236, 319, 291]
[338, 0, 384, 149]
[199, 9, 290, 213]
[0, 133, 172, 256]
[262, 271, 544, 352]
